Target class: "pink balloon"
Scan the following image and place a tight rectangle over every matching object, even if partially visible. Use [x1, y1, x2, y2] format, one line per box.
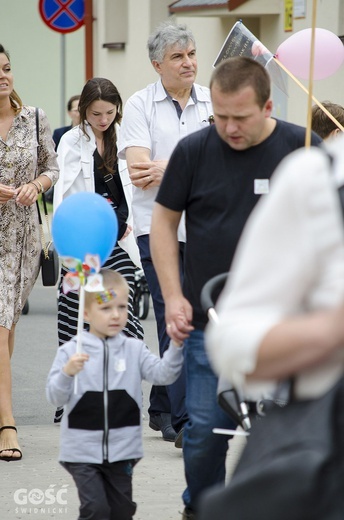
[276, 28, 344, 80]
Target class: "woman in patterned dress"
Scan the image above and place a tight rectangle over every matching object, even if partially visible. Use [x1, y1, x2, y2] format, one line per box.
[0, 44, 59, 461]
[53, 77, 143, 353]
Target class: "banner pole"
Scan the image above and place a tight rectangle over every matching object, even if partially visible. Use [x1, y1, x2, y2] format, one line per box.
[305, 0, 318, 147]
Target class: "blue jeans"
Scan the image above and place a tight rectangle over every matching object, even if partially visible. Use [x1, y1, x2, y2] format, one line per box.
[182, 329, 237, 512]
[137, 234, 187, 432]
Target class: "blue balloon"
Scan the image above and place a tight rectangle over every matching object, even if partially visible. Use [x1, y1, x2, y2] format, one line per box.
[52, 192, 118, 265]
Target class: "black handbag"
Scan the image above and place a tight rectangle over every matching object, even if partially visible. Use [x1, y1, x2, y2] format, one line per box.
[37, 194, 59, 286]
[199, 376, 344, 520]
[34, 106, 59, 286]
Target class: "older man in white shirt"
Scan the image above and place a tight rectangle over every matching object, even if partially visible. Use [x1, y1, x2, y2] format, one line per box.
[118, 21, 212, 453]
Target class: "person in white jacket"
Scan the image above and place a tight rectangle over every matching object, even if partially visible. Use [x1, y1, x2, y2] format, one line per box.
[53, 78, 144, 423]
[47, 269, 184, 520]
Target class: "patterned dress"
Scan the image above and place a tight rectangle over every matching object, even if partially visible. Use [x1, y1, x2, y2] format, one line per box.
[0, 106, 59, 329]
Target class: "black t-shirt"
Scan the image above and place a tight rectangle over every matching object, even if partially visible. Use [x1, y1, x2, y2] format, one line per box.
[156, 119, 322, 329]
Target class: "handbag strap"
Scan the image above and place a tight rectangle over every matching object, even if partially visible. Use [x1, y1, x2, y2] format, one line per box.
[104, 172, 121, 206]
[94, 147, 121, 205]
[37, 195, 52, 260]
[36, 193, 50, 228]
[34, 107, 52, 258]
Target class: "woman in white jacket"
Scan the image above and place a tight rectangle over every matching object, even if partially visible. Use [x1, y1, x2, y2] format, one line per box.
[53, 78, 144, 356]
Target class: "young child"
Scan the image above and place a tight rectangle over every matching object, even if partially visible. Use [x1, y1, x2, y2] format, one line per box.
[46, 269, 184, 520]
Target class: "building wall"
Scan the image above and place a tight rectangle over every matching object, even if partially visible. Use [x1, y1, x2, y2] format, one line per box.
[94, 0, 344, 126]
[94, 0, 229, 104]
[2, 0, 344, 131]
[1, 0, 84, 131]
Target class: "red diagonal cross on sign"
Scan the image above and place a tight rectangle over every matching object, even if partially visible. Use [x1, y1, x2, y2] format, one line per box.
[48, 0, 79, 25]
[39, 0, 84, 34]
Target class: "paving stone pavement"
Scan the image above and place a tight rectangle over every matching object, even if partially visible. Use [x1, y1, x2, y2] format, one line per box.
[1, 280, 246, 519]
[0, 422, 245, 520]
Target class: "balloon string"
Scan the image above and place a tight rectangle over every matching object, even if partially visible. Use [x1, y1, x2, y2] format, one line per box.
[273, 57, 344, 133]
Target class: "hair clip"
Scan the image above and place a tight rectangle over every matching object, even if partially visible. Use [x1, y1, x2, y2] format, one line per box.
[95, 289, 117, 304]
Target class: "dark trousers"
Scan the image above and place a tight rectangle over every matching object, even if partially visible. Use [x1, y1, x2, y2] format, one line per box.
[137, 234, 188, 433]
[61, 460, 137, 520]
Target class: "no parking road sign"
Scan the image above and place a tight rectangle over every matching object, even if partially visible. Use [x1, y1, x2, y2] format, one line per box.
[39, 0, 85, 34]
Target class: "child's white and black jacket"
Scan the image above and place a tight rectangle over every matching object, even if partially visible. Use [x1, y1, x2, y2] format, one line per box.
[46, 331, 183, 463]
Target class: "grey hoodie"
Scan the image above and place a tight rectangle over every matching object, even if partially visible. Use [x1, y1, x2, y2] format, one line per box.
[46, 331, 183, 463]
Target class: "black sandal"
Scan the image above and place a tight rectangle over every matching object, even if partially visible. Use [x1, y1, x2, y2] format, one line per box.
[0, 426, 23, 462]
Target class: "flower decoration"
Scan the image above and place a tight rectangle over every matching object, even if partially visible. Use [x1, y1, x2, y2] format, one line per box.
[62, 254, 106, 294]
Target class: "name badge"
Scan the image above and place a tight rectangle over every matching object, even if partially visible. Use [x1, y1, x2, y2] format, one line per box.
[254, 179, 269, 194]
[114, 359, 126, 372]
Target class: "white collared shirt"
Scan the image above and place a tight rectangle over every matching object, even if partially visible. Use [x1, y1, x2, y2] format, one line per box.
[118, 79, 213, 239]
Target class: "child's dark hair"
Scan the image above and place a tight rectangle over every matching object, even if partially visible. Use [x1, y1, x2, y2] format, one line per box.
[311, 101, 344, 139]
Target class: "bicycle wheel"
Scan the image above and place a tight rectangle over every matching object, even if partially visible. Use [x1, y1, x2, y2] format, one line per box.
[138, 291, 150, 320]
[134, 290, 149, 320]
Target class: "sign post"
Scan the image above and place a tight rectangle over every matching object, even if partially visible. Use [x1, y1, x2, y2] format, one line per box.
[39, 0, 85, 125]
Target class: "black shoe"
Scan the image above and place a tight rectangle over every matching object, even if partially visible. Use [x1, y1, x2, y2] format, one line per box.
[54, 407, 64, 424]
[174, 427, 184, 449]
[181, 507, 196, 519]
[149, 413, 176, 442]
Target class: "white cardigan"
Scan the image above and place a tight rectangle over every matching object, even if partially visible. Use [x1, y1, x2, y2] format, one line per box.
[53, 123, 141, 267]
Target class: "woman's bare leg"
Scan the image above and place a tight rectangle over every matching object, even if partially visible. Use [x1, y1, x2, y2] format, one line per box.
[0, 324, 21, 459]
[9, 324, 15, 358]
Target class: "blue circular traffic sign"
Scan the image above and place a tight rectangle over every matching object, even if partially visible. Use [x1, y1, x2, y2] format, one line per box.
[39, 0, 84, 34]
